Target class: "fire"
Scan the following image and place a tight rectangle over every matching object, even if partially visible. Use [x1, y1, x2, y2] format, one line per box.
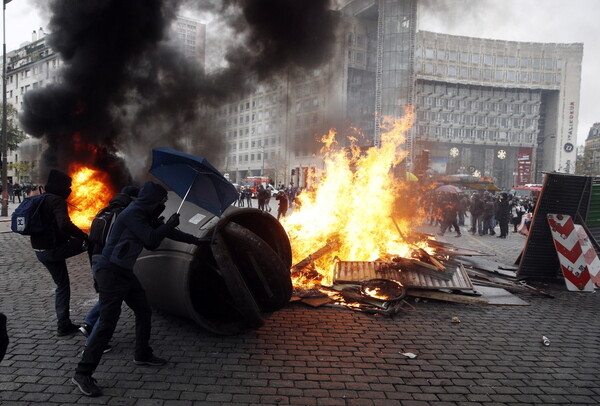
[282, 108, 432, 288]
[68, 164, 115, 231]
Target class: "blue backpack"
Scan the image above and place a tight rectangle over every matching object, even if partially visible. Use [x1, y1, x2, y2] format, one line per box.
[11, 194, 48, 235]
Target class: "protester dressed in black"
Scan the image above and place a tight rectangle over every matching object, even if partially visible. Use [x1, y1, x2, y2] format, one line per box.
[73, 182, 202, 397]
[31, 169, 88, 337]
[275, 191, 288, 220]
[79, 186, 140, 347]
[495, 193, 511, 238]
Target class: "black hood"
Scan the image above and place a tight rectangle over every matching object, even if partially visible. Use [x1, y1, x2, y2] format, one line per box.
[44, 169, 72, 199]
[108, 193, 134, 208]
[135, 181, 167, 216]
[108, 185, 140, 208]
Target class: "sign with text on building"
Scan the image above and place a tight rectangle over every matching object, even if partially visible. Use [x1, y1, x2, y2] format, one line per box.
[516, 148, 533, 186]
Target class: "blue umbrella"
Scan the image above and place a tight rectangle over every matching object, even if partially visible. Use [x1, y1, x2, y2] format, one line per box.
[149, 147, 238, 216]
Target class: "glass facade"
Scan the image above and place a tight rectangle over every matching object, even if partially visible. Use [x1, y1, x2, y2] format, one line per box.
[375, 0, 417, 148]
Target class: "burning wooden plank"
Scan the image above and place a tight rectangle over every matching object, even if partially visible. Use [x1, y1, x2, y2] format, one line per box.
[291, 239, 341, 272]
[391, 257, 455, 281]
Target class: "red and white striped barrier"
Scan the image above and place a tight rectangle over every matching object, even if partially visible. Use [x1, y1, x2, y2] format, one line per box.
[547, 214, 599, 291]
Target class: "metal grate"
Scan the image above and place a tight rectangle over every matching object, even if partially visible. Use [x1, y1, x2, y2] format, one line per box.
[333, 261, 474, 291]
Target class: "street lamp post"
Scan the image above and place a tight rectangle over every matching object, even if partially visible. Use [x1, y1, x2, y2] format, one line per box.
[260, 143, 264, 177]
[1, 0, 10, 217]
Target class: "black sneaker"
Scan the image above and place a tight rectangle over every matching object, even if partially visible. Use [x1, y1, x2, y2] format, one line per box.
[133, 355, 167, 366]
[72, 373, 102, 397]
[57, 323, 80, 337]
[79, 323, 92, 338]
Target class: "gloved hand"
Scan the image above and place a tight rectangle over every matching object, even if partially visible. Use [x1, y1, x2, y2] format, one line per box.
[81, 239, 89, 251]
[166, 213, 180, 228]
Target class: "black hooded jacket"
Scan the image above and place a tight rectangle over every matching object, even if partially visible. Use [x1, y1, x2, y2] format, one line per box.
[95, 181, 198, 271]
[30, 170, 88, 250]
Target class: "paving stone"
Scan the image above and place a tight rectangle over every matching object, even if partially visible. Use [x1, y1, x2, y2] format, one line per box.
[1, 227, 600, 405]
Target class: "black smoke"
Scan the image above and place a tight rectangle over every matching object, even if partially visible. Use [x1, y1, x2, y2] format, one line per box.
[19, 0, 339, 185]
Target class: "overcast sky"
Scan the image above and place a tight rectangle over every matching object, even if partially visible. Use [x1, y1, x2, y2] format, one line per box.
[3, 0, 599, 146]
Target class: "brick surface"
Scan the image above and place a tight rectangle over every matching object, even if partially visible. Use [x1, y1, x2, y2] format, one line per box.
[1, 221, 600, 405]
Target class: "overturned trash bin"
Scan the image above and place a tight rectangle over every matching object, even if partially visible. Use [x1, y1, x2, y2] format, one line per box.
[134, 192, 292, 335]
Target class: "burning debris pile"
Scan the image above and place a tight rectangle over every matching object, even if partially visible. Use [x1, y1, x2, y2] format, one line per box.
[281, 114, 548, 313]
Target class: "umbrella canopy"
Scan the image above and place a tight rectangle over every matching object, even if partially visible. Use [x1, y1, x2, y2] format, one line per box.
[150, 148, 238, 216]
[435, 184, 462, 194]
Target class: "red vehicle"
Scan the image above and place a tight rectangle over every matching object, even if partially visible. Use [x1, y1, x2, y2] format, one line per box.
[510, 184, 542, 200]
[240, 176, 270, 197]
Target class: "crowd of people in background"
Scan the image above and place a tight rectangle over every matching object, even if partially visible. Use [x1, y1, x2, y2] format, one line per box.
[426, 189, 537, 239]
[234, 183, 302, 221]
[0, 181, 46, 202]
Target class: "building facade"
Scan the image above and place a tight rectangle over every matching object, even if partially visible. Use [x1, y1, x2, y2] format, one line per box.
[414, 31, 583, 188]
[4, 17, 206, 185]
[222, 0, 583, 189]
[583, 123, 600, 175]
[5, 29, 58, 184]
[172, 15, 206, 68]
[5, 1, 585, 191]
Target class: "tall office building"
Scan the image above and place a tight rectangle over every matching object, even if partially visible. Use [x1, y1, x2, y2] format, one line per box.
[222, 0, 582, 190]
[339, 0, 582, 189]
[172, 15, 206, 69]
[4, 29, 58, 183]
[5, 16, 206, 184]
[413, 31, 582, 188]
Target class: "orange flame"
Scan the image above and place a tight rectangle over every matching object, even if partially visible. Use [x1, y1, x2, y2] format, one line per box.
[282, 108, 432, 287]
[68, 164, 115, 231]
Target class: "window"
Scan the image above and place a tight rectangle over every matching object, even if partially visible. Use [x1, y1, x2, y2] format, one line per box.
[437, 50, 445, 60]
[520, 58, 529, 68]
[471, 69, 480, 79]
[483, 55, 493, 66]
[472, 54, 480, 64]
[532, 58, 541, 69]
[448, 66, 457, 76]
[495, 71, 504, 81]
[544, 59, 553, 69]
[448, 52, 457, 62]
[507, 71, 516, 82]
[507, 57, 517, 67]
[496, 56, 504, 66]
[425, 49, 434, 59]
[460, 67, 468, 78]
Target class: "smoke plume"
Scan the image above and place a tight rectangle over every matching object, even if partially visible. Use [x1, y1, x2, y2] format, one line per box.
[19, 0, 339, 184]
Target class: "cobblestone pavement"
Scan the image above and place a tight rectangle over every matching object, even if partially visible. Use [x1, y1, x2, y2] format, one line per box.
[1, 215, 600, 405]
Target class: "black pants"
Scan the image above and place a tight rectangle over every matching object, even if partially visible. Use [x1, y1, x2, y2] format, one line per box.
[75, 267, 153, 376]
[498, 218, 509, 237]
[0, 312, 8, 362]
[35, 239, 85, 328]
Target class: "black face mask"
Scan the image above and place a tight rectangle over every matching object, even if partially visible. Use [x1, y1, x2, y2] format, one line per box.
[151, 204, 165, 218]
